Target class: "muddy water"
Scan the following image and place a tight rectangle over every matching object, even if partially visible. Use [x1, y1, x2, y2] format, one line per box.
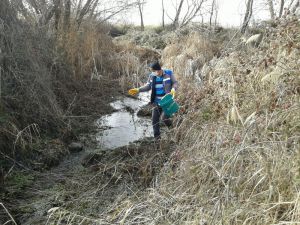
[95, 93, 153, 148]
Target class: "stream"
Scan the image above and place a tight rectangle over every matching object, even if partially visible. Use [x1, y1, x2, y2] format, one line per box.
[16, 93, 155, 225]
[95, 93, 153, 148]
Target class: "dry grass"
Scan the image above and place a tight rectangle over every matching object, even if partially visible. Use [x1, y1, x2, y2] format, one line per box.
[58, 23, 116, 80]
[0, 202, 18, 225]
[19, 19, 298, 225]
[26, 19, 299, 224]
[63, 18, 300, 225]
[113, 40, 160, 92]
[2, 1, 300, 223]
[0, 5, 127, 173]
[161, 31, 221, 78]
[42, 39, 300, 225]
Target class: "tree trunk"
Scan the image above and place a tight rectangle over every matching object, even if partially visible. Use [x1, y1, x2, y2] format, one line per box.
[292, 0, 300, 12]
[288, 0, 295, 10]
[173, 0, 184, 29]
[162, 0, 165, 28]
[138, 0, 144, 31]
[64, 0, 71, 30]
[39, 0, 60, 26]
[214, 3, 219, 27]
[241, 0, 254, 34]
[279, 0, 285, 17]
[54, 0, 62, 30]
[89, 0, 99, 19]
[209, 0, 215, 28]
[76, 0, 83, 18]
[77, 0, 94, 28]
[267, 0, 275, 20]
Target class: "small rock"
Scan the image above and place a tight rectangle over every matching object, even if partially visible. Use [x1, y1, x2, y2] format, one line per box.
[68, 142, 83, 153]
[81, 152, 105, 167]
[125, 106, 134, 114]
[137, 104, 152, 117]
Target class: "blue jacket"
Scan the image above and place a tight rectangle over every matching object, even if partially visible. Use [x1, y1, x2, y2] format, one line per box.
[139, 69, 178, 103]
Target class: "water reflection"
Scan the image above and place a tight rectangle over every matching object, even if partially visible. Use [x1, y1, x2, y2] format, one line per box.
[96, 93, 153, 149]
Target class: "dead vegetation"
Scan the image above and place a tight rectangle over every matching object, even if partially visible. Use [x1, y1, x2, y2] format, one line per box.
[104, 17, 299, 225]
[1, 0, 300, 224]
[21, 17, 300, 223]
[21, 138, 176, 225]
[0, 0, 162, 171]
[0, 0, 157, 184]
[0, 1, 163, 224]
[42, 16, 300, 225]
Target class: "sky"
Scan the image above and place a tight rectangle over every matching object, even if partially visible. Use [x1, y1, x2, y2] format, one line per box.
[119, 0, 272, 27]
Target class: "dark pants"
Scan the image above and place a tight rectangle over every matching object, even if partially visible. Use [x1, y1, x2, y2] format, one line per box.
[152, 104, 172, 138]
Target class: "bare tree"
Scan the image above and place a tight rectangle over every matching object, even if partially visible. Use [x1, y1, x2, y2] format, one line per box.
[94, 2, 140, 23]
[10, 0, 33, 22]
[241, 0, 254, 34]
[214, 0, 219, 27]
[181, 0, 208, 27]
[54, 0, 62, 30]
[209, 0, 216, 28]
[137, 0, 146, 31]
[12, 0, 139, 31]
[171, 0, 209, 29]
[287, 0, 295, 9]
[279, 0, 285, 17]
[76, 0, 94, 27]
[173, 0, 184, 28]
[291, 0, 300, 12]
[26, 0, 41, 14]
[76, 0, 83, 18]
[162, 0, 165, 28]
[39, 0, 61, 26]
[89, 0, 99, 19]
[64, 0, 71, 30]
[267, 0, 275, 20]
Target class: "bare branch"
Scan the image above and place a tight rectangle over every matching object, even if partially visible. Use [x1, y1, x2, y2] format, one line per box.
[89, 0, 100, 18]
[137, 0, 146, 31]
[162, 0, 165, 27]
[267, 0, 275, 20]
[181, 0, 207, 27]
[292, 0, 300, 12]
[241, 0, 254, 34]
[10, 0, 32, 21]
[26, 0, 41, 14]
[279, 0, 285, 17]
[173, 0, 184, 28]
[76, 0, 94, 27]
[209, 0, 216, 28]
[93, 2, 139, 23]
[64, 0, 71, 30]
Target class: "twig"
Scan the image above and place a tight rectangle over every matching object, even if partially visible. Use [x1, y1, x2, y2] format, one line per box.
[0, 203, 17, 225]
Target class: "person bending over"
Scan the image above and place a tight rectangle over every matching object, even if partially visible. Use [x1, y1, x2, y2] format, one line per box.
[128, 61, 178, 140]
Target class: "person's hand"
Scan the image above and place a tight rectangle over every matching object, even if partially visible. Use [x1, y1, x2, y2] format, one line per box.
[170, 88, 176, 98]
[128, 88, 139, 96]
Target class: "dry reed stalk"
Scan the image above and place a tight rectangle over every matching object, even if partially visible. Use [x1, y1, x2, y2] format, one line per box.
[0, 203, 17, 225]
